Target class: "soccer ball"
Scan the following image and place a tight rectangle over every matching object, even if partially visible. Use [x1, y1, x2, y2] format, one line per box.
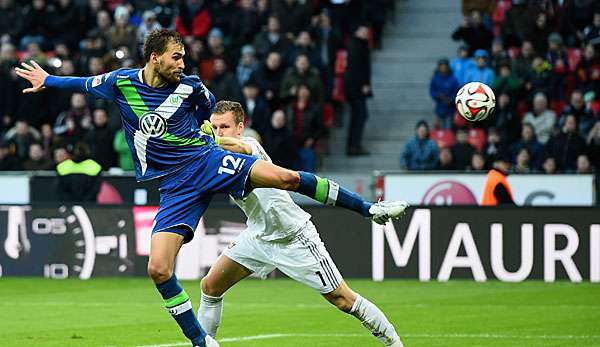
[455, 82, 496, 122]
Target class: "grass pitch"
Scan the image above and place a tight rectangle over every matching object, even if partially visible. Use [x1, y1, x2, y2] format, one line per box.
[0, 278, 598, 347]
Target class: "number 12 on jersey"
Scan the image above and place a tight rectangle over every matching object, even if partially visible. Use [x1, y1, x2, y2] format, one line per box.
[218, 155, 242, 175]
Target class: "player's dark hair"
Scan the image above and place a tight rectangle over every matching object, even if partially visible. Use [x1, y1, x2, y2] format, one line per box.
[213, 101, 245, 124]
[143, 29, 183, 62]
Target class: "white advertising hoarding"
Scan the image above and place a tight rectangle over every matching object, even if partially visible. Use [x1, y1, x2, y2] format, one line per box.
[383, 174, 594, 206]
[0, 175, 29, 204]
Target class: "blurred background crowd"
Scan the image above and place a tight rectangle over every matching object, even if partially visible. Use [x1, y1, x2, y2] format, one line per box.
[404, 0, 600, 174]
[0, 0, 394, 173]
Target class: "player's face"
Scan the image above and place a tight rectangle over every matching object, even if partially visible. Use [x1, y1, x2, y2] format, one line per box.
[156, 41, 185, 83]
[210, 111, 244, 138]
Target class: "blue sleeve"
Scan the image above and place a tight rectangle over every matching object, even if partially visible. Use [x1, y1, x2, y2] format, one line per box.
[187, 75, 216, 123]
[45, 70, 118, 100]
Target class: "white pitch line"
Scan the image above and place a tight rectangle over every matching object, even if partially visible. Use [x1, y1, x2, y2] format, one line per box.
[132, 332, 600, 347]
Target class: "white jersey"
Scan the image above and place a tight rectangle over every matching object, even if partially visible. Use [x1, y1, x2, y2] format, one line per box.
[232, 137, 311, 241]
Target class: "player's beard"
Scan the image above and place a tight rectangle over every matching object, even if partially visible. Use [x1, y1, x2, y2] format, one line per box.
[156, 60, 181, 84]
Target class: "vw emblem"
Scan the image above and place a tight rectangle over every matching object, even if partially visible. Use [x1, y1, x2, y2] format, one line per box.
[139, 112, 167, 137]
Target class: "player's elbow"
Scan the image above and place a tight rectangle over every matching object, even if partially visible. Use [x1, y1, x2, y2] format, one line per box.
[147, 261, 173, 283]
[279, 170, 300, 191]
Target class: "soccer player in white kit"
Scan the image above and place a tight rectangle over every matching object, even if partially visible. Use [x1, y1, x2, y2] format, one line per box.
[198, 101, 405, 347]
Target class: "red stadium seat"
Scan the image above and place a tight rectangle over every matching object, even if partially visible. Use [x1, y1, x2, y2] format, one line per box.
[550, 100, 566, 117]
[591, 101, 600, 116]
[508, 47, 520, 59]
[567, 48, 582, 72]
[454, 111, 468, 129]
[430, 129, 455, 148]
[334, 50, 347, 75]
[467, 128, 486, 151]
[322, 103, 334, 129]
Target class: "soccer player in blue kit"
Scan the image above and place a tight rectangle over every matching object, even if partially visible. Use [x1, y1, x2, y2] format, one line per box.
[15, 29, 408, 347]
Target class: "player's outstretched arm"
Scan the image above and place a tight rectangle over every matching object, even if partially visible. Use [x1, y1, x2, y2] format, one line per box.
[15, 60, 111, 98]
[14, 61, 48, 93]
[200, 120, 252, 154]
[217, 137, 252, 155]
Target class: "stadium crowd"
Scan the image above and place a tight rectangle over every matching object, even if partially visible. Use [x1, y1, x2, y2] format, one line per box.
[0, 0, 395, 173]
[402, 0, 600, 174]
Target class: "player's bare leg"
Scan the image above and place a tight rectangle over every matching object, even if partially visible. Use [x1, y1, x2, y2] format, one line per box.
[248, 160, 409, 224]
[198, 255, 252, 337]
[323, 281, 404, 347]
[148, 231, 218, 347]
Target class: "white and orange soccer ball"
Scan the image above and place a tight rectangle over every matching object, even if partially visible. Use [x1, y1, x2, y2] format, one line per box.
[455, 82, 496, 122]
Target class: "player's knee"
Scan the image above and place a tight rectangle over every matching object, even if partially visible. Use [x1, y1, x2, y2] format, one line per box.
[201, 276, 224, 297]
[147, 260, 172, 283]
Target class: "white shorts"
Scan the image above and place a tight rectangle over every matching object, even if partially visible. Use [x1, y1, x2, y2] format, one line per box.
[221, 221, 344, 294]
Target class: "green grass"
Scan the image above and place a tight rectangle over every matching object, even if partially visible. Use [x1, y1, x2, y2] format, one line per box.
[0, 278, 599, 347]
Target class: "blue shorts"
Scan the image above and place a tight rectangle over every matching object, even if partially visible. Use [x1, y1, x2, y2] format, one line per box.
[152, 146, 258, 243]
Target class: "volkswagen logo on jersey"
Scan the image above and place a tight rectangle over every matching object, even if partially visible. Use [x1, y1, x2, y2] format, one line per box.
[139, 112, 167, 137]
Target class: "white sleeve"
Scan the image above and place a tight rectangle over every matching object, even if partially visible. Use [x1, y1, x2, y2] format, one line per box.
[243, 137, 272, 162]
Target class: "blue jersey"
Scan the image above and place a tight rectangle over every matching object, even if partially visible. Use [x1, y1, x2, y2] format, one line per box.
[47, 68, 216, 181]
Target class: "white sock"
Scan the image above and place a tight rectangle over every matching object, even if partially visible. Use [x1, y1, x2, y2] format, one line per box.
[350, 294, 403, 347]
[197, 291, 224, 338]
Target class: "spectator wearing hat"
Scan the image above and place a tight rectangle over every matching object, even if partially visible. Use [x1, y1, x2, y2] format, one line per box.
[522, 92, 556, 144]
[464, 49, 495, 85]
[481, 153, 515, 206]
[138, 10, 162, 53]
[400, 120, 439, 170]
[452, 10, 493, 56]
[108, 6, 138, 59]
[546, 32, 568, 99]
[430, 58, 459, 129]
[237, 44, 259, 87]
[450, 45, 476, 86]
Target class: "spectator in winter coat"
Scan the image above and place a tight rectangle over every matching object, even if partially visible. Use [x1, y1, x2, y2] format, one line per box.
[464, 49, 495, 86]
[545, 115, 587, 171]
[522, 92, 556, 144]
[430, 58, 460, 129]
[450, 45, 476, 86]
[510, 123, 545, 169]
[452, 10, 493, 56]
[401, 120, 440, 170]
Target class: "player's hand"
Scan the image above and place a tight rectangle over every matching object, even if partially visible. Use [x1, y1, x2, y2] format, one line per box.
[14, 60, 48, 93]
[200, 120, 220, 145]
